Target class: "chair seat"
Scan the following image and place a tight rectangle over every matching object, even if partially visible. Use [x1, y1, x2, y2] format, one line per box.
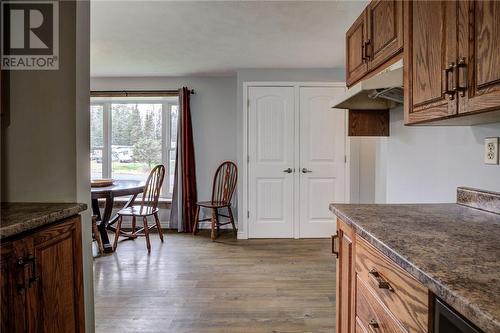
[117, 205, 159, 216]
[196, 201, 230, 208]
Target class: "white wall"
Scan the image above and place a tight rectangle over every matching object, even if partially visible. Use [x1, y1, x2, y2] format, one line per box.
[91, 76, 237, 220]
[349, 137, 379, 204]
[377, 106, 500, 203]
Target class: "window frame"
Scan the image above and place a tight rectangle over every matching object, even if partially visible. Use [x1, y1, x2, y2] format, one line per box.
[90, 97, 178, 198]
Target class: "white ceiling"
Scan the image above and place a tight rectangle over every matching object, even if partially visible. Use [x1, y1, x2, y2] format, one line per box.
[91, 1, 367, 77]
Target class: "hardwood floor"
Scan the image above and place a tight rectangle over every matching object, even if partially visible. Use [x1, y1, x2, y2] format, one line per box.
[93, 231, 336, 333]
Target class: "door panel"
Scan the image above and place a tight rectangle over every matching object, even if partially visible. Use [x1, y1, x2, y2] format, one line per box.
[404, 1, 458, 124]
[0, 240, 29, 333]
[299, 87, 345, 238]
[367, 0, 403, 71]
[248, 86, 295, 238]
[458, 0, 500, 115]
[336, 220, 354, 333]
[346, 13, 368, 87]
[30, 218, 85, 333]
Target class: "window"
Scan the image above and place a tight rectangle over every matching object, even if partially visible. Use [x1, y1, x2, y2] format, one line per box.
[90, 95, 178, 197]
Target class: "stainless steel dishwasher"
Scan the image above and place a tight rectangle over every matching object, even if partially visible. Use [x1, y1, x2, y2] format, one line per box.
[434, 298, 482, 333]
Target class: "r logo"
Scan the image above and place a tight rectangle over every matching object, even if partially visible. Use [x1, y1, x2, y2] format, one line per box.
[1, 1, 59, 70]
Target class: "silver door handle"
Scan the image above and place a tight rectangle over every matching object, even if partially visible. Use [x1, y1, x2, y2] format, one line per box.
[301, 168, 312, 173]
[283, 168, 293, 173]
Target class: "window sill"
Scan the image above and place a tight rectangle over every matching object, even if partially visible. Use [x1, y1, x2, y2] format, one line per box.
[97, 197, 172, 209]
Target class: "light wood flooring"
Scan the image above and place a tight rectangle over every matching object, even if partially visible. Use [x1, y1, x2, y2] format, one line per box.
[93, 231, 336, 333]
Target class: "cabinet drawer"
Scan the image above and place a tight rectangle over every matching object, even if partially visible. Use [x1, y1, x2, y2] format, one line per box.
[356, 275, 406, 333]
[356, 236, 428, 333]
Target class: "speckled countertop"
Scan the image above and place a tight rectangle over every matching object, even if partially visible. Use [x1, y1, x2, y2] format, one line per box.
[1, 202, 87, 239]
[330, 203, 500, 333]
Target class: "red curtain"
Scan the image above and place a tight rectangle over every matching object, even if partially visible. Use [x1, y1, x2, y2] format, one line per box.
[178, 87, 197, 232]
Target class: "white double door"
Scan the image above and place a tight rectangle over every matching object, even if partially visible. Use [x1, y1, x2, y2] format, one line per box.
[248, 85, 346, 238]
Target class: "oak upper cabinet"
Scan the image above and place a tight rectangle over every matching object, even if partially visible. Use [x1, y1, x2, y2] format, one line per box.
[346, 13, 369, 87]
[458, 1, 500, 116]
[334, 219, 355, 333]
[405, 0, 500, 124]
[0, 216, 85, 333]
[346, 1, 403, 87]
[366, 0, 403, 71]
[404, 1, 458, 124]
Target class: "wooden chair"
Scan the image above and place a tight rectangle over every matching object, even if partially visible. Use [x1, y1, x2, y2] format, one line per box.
[92, 215, 104, 254]
[192, 161, 238, 241]
[113, 165, 165, 252]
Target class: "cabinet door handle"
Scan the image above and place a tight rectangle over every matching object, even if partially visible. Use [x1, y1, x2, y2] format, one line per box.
[301, 168, 312, 173]
[362, 43, 367, 62]
[368, 268, 393, 291]
[283, 168, 293, 173]
[26, 254, 39, 287]
[16, 257, 29, 294]
[365, 39, 372, 60]
[454, 57, 467, 97]
[368, 319, 379, 329]
[332, 235, 339, 258]
[443, 63, 456, 100]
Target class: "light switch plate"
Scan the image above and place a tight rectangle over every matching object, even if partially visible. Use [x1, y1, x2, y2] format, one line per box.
[484, 137, 499, 165]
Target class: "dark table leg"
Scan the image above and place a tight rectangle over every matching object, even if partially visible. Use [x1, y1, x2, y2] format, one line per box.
[92, 196, 114, 253]
[106, 194, 138, 231]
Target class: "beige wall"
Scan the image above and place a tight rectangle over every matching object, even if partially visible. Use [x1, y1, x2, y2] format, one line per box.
[1, 1, 94, 331]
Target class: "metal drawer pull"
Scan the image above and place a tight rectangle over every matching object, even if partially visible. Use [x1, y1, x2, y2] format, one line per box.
[368, 269, 393, 291]
[301, 168, 312, 173]
[368, 319, 379, 329]
[26, 254, 39, 287]
[16, 257, 28, 294]
[283, 168, 293, 173]
[365, 40, 372, 60]
[332, 235, 339, 258]
[454, 57, 467, 97]
[443, 63, 455, 100]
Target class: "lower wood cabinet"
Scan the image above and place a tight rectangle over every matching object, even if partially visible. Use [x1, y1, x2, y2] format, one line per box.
[334, 219, 355, 333]
[0, 216, 85, 333]
[334, 219, 429, 333]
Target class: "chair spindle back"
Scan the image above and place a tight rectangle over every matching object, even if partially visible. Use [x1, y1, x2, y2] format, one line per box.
[140, 165, 165, 214]
[211, 161, 238, 205]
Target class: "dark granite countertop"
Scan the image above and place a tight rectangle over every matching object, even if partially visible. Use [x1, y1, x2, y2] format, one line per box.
[329, 203, 500, 333]
[0, 202, 87, 239]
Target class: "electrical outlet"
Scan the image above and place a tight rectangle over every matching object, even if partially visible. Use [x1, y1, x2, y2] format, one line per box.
[484, 137, 499, 165]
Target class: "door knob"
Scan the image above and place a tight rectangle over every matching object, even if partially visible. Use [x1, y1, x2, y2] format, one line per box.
[283, 168, 293, 173]
[301, 168, 312, 173]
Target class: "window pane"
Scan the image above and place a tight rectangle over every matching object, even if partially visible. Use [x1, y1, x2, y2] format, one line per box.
[90, 104, 103, 179]
[169, 149, 176, 194]
[170, 104, 178, 149]
[111, 103, 163, 182]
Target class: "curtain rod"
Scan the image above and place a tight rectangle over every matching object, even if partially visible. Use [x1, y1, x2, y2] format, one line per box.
[90, 89, 195, 97]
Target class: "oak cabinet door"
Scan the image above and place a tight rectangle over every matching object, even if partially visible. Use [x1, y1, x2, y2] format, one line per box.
[336, 220, 355, 333]
[366, 0, 403, 71]
[30, 217, 85, 333]
[0, 240, 29, 333]
[458, 0, 500, 115]
[404, 1, 458, 124]
[346, 12, 368, 87]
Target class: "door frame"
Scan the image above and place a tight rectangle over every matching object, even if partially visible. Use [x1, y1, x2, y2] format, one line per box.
[240, 82, 350, 239]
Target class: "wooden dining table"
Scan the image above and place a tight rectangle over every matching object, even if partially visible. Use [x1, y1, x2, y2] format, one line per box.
[91, 180, 145, 253]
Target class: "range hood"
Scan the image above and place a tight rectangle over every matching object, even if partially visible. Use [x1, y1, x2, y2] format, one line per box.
[333, 60, 403, 110]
